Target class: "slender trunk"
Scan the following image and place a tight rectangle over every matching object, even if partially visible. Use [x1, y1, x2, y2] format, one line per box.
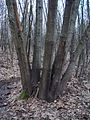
[32, 0, 43, 91]
[6, 0, 32, 94]
[75, 52, 82, 78]
[39, 0, 58, 100]
[87, 0, 90, 23]
[26, 0, 33, 71]
[75, 0, 84, 78]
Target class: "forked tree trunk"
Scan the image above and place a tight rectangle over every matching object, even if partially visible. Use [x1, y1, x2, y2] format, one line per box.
[6, 0, 32, 94]
[48, 0, 80, 101]
[58, 24, 90, 95]
[47, 0, 74, 101]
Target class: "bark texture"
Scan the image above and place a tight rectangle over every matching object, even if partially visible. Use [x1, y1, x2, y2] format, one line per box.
[6, 0, 32, 94]
[48, 0, 80, 101]
[39, 0, 58, 100]
[32, 0, 43, 90]
[59, 24, 90, 95]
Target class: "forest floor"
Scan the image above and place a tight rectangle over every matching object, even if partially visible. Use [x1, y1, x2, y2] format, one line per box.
[0, 49, 90, 120]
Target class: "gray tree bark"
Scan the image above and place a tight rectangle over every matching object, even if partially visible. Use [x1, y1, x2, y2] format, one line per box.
[39, 0, 58, 100]
[47, 0, 80, 101]
[6, 0, 32, 94]
[58, 24, 90, 95]
[87, 0, 90, 23]
[32, 0, 43, 91]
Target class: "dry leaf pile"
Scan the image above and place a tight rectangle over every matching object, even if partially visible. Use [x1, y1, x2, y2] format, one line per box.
[0, 49, 90, 120]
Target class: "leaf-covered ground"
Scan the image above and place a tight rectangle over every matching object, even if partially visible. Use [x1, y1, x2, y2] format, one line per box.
[0, 49, 90, 120]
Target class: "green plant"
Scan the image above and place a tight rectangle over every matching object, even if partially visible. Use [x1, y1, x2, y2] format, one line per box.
[19, 90, 29, 100]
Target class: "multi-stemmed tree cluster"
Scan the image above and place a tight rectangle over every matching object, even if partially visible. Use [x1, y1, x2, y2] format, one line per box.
[0, 0, 90, 102]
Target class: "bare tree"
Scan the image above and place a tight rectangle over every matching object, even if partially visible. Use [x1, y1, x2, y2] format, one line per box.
[6, 0, 32, 95]
[5, 0, 90, 102]
[46, 0, 80, 101]
[31, 0, 43, 95]
[39, 0, 58, 100]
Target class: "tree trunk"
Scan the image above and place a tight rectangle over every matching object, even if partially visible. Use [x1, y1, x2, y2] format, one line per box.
[87, 0, 90, 23]
[58, 24, 90, 95]
[6, 0, 32, 95]
[39, 0, 58, 100]
[32, 0, 43, 92]
[48, 0, 80, 101]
